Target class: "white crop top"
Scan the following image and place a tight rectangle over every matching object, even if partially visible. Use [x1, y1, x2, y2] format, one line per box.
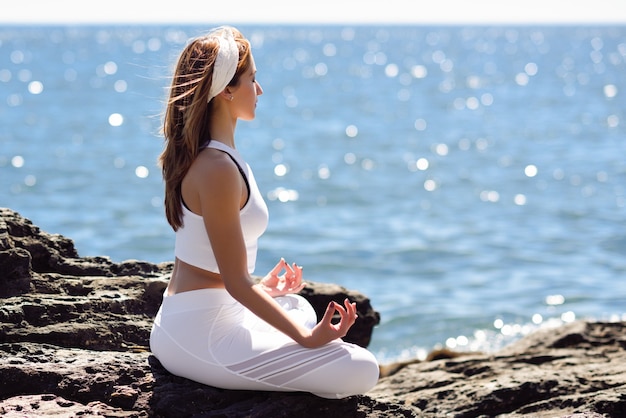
[174, 141, 269, 274]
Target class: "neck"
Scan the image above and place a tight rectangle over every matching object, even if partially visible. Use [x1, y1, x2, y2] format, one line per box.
[208, 100, 237, 148]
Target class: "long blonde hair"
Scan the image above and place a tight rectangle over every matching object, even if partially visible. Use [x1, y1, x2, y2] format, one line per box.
[159, 27, 252, 230]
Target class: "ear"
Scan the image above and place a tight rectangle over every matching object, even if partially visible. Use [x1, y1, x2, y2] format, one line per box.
[218, 88, 233, 101]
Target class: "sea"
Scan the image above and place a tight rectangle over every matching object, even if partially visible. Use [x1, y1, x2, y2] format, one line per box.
[1, 24, 625, 363]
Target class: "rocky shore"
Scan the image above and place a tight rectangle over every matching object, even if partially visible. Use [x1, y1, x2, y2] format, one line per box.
[1, 207, 625, 417]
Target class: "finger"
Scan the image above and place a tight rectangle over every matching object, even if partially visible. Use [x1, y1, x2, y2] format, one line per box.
[333, 300, 348, 323]
[279, 258, 289, 271]
[339, 299, 356, 329]
[286, 265, 301, 286]
[292, 265, 303, 283]
[293, 264, 303, 281]
[269, 258, 286, 276]
[345, 299, 357, 317]
[349, 299, 358, 320]
[291, 282, 305, 293]
[283, 261, 295, 277]
[320, 301, 337, 326]
[285, 277, 298, 291]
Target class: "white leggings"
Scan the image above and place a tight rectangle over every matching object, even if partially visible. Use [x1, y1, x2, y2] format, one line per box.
[149, 288, 379, 399]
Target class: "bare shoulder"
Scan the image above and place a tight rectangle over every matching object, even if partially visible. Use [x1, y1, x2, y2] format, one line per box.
[182, 147, 243, 213]
[189, 147, 240, 184]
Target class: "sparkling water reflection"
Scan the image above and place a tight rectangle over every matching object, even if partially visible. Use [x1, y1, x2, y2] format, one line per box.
[1, 25, 625, 362]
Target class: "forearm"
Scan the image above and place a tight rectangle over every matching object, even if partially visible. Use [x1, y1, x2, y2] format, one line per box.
[225, 278, 313, 346]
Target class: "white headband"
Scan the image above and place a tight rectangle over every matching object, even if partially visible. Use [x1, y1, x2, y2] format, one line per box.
[207, 28, 239, 103]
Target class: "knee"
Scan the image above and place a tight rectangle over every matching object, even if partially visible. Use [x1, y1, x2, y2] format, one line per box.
[314, 354, 379, 398]
[353, 349, 380, 392]
[330, 346, 380, 397]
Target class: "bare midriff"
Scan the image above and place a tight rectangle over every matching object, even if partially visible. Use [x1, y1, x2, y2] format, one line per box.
[166, 258, 225, 296]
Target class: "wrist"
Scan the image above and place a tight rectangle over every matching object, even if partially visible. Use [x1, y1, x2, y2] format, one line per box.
[295, 328, 316, 348]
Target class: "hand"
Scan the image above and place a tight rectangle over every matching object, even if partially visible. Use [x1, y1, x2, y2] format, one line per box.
[300, 298, 357, 348]
[259, 258, 305, 297]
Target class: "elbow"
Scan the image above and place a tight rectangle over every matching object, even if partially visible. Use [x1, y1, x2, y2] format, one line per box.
[222, 275, 255, 301]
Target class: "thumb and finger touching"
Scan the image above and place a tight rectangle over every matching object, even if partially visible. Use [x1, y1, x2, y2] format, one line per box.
[319, 298, 357, 338]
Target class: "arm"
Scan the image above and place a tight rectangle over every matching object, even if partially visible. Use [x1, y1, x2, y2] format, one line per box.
[195, 154, 355, 348]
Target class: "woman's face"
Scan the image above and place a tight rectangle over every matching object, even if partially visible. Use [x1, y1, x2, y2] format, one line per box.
[231, 54, 263, 121]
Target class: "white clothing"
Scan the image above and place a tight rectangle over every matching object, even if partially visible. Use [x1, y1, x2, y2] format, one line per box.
[174, 141, 268, 274]
[150, 289, 380, 399]
[153, 142, 379, 398]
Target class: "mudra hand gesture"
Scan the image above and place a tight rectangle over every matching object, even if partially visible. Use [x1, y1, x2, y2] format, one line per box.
[303, 298, 358, 347]
[260, 258, 305, 297]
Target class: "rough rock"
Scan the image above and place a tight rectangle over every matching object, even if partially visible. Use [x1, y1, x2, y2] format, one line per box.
[1, 207, 625, 417]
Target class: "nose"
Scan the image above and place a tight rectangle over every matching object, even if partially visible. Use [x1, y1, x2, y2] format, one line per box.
[256, 81, 263, 96]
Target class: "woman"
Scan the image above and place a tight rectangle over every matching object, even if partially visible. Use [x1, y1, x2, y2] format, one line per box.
[150, 26, 379, 399]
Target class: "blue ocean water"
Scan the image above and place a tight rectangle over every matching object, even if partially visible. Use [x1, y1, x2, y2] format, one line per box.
[1, 25, 625, 362]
